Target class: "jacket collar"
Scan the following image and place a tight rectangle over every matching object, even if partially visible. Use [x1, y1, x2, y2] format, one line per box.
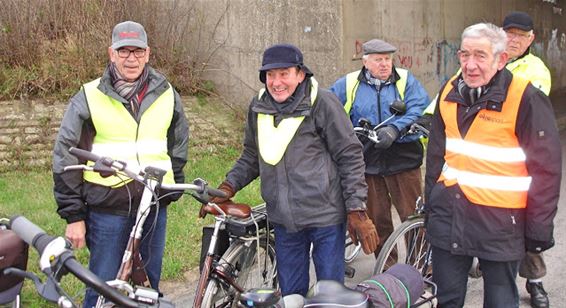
[445, 69, 513, 112]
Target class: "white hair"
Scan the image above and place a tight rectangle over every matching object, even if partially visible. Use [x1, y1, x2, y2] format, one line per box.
[461, 23, 508, 55]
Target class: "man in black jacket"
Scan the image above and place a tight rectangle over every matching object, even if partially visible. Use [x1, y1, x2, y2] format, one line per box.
[208, 44, 378, 296]
[425, 23, 561, 307]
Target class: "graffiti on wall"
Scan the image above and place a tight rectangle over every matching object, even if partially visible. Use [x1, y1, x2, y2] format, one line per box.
[386, 38, 460, 91]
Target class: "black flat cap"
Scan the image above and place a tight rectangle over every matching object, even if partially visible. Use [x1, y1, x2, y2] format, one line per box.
[503, 11, 534, 31]
[362, 39, 397, 55]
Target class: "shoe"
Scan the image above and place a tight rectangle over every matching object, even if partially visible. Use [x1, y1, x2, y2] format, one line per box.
[525, 281, 549, 308]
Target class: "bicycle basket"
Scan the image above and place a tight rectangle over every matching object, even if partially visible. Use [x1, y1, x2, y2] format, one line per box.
[0, 228, 29, 304]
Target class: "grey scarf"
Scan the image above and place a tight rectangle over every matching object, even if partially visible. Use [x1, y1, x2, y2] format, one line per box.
[109, 63, 149, 115]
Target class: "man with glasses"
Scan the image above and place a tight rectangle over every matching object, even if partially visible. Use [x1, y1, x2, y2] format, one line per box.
[424, 23, 560, 307]
[503, 11, 551, 96]
[52, 21, 188, 307]
[502, 11, 553, 308]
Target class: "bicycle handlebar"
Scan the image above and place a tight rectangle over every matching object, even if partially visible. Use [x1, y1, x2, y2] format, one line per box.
[67, 147, 226, 199]
[9, 215, 143, 307]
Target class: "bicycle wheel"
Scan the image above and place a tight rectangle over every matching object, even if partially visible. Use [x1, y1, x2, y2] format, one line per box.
[201, 235, 277, 307]
[373, 217, 431, 278]
[344, 230, 361, 263]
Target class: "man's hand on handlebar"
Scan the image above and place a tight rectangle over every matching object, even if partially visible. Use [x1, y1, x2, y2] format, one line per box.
[374, 126, 398, 150]
[198, 181, 236, 218]
[65, 220, 86, 249]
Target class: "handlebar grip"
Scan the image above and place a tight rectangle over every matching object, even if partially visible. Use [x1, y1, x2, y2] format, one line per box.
[10, 215, 54, 255]
[64, 258, 139, 308]
[208, 187, 228, 198]
[69, 147, 101, 162]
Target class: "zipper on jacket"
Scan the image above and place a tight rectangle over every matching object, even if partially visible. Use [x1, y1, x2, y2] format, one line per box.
[511, 215, 516, 225]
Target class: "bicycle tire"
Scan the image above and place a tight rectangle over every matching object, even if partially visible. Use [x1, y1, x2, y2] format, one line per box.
[345, 231, 361, 263]
[373, 217, 432, 278]
[201, 235, 277, 307]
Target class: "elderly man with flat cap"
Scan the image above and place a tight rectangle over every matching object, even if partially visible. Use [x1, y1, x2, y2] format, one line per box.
[208, 43, 378, 296]
[503, 11, 553, 308]
[331, 39, 429, 258]
[53, 21, 188, 307]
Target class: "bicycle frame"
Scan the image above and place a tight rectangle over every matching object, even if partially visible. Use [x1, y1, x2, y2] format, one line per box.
[193, 202, 275, 308]
[64, 147, 226, 307]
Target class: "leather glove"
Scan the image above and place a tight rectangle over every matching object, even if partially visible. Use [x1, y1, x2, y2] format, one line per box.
[347, 210, 379, 254]
[525, 237, 555, 253]
[198, 181, 236, 218]
[374, 126, 399, 150]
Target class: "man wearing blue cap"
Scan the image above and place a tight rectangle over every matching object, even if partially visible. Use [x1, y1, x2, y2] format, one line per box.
[208, 43, 378, 296]
[53, 21, 188, 307]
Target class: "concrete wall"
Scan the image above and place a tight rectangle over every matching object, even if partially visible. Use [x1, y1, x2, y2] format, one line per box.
[192, 0, 566, 106]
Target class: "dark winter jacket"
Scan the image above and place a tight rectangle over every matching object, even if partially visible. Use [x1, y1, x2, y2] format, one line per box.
[226, 78, 368, 232]
[424, 69, 561, 261]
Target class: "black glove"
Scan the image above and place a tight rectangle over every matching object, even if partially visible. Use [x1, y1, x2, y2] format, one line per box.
[374, 126, 399, 150]
[525, 237, 555, 253]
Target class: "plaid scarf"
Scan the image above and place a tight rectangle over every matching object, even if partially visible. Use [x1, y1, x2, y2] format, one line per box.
[109, 63, 149, 115]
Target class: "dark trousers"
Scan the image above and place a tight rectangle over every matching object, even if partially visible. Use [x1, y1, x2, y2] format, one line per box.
[366, 168, 422, 258]
[274, 224, 345, 296]
[432, 246, 519, 308]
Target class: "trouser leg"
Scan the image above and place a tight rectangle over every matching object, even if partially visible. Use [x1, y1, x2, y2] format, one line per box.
[310, 224, 346, 284]
[274, 225, 311, 296]
[365, 174, 392, 258]
[84, 212, 130, 308]
[431, 246, 471, 308]
[480, 258, 520, 308]
[384, 168, 423, 223]
[140, 206, 168, 289]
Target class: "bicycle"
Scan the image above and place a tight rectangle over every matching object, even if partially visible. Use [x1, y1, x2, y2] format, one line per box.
[2, 215, 173, 307]
[62, 147, 277, 307]
[194, 201, 277, 308]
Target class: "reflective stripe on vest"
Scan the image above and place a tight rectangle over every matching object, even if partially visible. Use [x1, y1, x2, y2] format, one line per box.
[83, 78, 175, 187]
[344, 68, 408, 114]
[257, 78, 319, 166]
[437, 75, 531, 208]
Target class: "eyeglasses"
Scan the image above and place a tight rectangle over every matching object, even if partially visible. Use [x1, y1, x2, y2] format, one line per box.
[116, 48, 146, 58]
[505, 30, 532, 39]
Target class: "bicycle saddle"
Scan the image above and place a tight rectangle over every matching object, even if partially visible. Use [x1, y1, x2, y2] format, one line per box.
[304, 280, 369, 307]
[201, 200, 251, 219]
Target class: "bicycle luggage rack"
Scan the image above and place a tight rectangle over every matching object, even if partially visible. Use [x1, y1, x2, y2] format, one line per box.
[225, 203, 270, 237]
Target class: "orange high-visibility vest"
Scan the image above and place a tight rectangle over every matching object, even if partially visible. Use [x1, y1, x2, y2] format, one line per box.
[437, 75, 531, 208]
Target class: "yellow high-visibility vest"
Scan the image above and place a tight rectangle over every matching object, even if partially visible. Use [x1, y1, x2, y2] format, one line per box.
[257, 78, 319, 166]
[82, 78, 175, 187]
[343, 68, 408, 114]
